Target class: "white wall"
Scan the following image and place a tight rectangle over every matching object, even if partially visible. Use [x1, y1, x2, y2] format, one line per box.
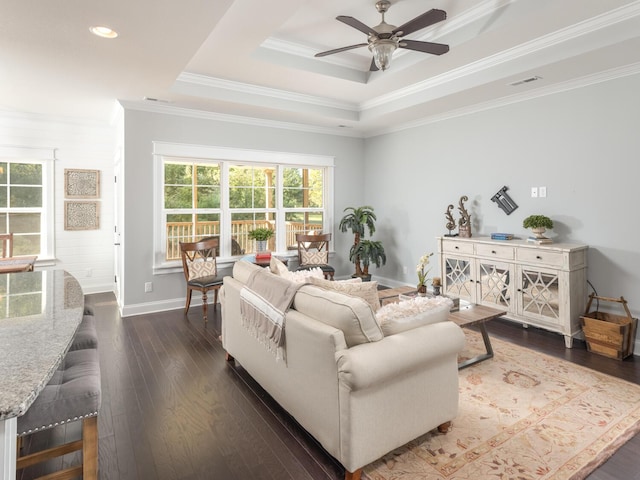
[120, 108, 365, 315]
[6, 70, 638, 351]
[0, 110, 116, 293]
[364, 73, 640, 340]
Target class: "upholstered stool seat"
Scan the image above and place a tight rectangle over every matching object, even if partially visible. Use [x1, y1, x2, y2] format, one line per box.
[17, 348, 101, 479]
[68, 314, 98, 351]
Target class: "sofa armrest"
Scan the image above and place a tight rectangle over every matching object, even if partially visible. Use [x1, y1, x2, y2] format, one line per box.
[336, 321, 465, 391]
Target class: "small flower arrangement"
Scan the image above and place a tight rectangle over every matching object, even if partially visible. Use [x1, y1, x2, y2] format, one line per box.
[416, 252, 434, 288]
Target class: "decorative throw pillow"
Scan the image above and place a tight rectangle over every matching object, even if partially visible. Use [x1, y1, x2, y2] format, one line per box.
[375, 296, 453, 336]
[301, 250, 328, 265]
[281, 267, 325, 284]
[269, 256, 290, 276]
[308, 276, 380, 312]
[188, 260, 217, 280]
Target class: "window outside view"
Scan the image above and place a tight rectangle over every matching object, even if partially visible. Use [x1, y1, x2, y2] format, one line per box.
[0, 161, 43, 256]
[163, 160, 325, 261]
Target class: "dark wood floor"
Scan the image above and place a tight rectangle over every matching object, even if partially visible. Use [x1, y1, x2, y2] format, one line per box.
[19, 292, 640, 479]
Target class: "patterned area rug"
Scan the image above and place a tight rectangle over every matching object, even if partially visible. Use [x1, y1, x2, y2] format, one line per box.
[363, 330, 640, 480]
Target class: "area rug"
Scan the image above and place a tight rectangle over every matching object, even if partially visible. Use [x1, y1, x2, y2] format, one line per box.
[363, 330, 640, 480]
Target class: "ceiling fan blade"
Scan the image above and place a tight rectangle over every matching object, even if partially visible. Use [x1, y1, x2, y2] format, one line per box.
[337, 16, 378, 36]
[315, 43, 368, 57]
[392, 9, 447, 37]
[399, 39, 449, 56]
[369, 57, 379, 72]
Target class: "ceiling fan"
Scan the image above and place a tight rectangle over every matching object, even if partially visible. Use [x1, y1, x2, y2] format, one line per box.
[315, 0, 449, 72]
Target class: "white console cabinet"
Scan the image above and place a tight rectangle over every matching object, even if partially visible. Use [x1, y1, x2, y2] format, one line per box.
[438, 236, 588, 347]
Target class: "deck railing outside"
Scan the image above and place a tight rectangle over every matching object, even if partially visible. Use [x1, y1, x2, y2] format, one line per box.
[166, 221, 312, 260]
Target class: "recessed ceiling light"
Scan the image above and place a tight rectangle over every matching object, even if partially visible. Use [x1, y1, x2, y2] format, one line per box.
[90, 26, 118, 39]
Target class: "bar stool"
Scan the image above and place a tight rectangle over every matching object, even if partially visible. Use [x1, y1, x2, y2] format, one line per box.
[68, 313, 98, 352]
[17, 348, 101, 479]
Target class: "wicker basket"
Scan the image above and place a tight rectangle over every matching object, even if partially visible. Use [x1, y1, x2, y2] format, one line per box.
[580, 294, 637, 360]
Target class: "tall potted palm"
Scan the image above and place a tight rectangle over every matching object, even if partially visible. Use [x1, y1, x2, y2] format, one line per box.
[339, 205, 386, 281]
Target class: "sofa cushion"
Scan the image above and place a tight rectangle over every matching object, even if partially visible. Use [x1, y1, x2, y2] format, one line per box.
[292, 285, 383, 347]
[375, 296, 453, 336]
[308, 276, 380, 312]
[269, 256, 289, 275]
[232, 260, 262, 284]
[282, 267, 325, 283]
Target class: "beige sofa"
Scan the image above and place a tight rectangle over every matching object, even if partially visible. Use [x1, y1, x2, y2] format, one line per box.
[221, 261, 465, 480]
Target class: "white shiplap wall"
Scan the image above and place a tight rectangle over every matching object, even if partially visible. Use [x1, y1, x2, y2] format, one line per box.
[0, 109, 117, 293]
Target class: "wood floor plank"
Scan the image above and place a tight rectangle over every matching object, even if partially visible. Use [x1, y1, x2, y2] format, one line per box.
[19, 293, 639, 480]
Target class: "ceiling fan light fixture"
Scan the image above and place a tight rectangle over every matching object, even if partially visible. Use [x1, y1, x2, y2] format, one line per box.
[370, 39, 397, 71]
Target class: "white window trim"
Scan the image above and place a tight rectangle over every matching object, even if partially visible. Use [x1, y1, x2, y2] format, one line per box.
[0, 145, 55, 261]
[152, 142, 334, 274]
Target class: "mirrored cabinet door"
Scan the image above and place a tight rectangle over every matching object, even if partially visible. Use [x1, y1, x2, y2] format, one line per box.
[477, 260, 514, 311]
[518, 267, 561, 324]
[443, 256, 474, 302]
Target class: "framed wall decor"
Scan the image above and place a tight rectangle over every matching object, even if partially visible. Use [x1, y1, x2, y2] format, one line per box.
[64, 201, 100, 230]
[64, 169, 100, 199]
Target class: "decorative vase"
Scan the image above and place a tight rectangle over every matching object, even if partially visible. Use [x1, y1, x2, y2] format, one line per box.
[531, 227, 547, 239]
[256, 240, 268, 252]
[417, 284, 427, 296]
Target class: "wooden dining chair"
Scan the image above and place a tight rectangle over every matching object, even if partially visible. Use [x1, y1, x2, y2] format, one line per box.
[179, 238, 223, 323]
[295, 232, 335, 280]
[0, 233, 13, 258]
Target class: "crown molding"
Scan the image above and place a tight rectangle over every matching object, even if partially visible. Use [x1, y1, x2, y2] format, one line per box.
[362, 0, 640, 112]
[118, 100, 364, 138]
[177, 73, 358, 112]
[123, 59, 640, 140]
[368, 62, 640, 138]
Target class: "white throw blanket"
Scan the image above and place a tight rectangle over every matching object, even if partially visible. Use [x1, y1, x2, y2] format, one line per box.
[240, 268, 301, 362]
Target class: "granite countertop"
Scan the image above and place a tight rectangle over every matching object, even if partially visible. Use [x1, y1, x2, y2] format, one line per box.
[0, 270, 84, 420]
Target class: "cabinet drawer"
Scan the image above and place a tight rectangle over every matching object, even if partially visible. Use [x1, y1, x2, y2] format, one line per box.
[476, 243, 514, 260]
[442, 240, 474, 255]
[516, 248, 564, 267]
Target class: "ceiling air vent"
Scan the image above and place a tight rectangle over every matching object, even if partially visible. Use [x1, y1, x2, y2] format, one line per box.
[509, 76, 542, 87]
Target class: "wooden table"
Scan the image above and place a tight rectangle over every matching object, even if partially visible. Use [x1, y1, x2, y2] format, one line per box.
[448, 304, 506, 369]
[0, 271, 84, 480]
[377, 285, 417, 306]
[253, 256, 288, 268]
[0, 256, 37, 273]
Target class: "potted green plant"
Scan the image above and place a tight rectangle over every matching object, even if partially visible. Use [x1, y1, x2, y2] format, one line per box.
[522, 215, 554, 240]
[339, 206, 386, 281]
[248, 227, 274, 252]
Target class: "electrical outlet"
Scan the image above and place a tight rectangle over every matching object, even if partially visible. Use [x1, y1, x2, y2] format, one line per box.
[86, 268, 92, 277]
[403, 266, 408, 274]
[531, 187, 538, 198]
[144, 282, 153, 293]
[539, 186, 547, 198]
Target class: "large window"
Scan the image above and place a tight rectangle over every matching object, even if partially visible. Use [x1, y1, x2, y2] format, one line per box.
[0, 147, 54, 258]
[163, 160, 221, 260]
[154, 143, 333, 269]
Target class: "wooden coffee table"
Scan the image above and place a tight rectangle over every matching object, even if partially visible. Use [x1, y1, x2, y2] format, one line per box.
[448, 304, 506, 369]
[377, 286, 417, 306]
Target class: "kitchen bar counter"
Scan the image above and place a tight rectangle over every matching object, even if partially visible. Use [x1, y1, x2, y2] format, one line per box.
[0, 270, 84, 480]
